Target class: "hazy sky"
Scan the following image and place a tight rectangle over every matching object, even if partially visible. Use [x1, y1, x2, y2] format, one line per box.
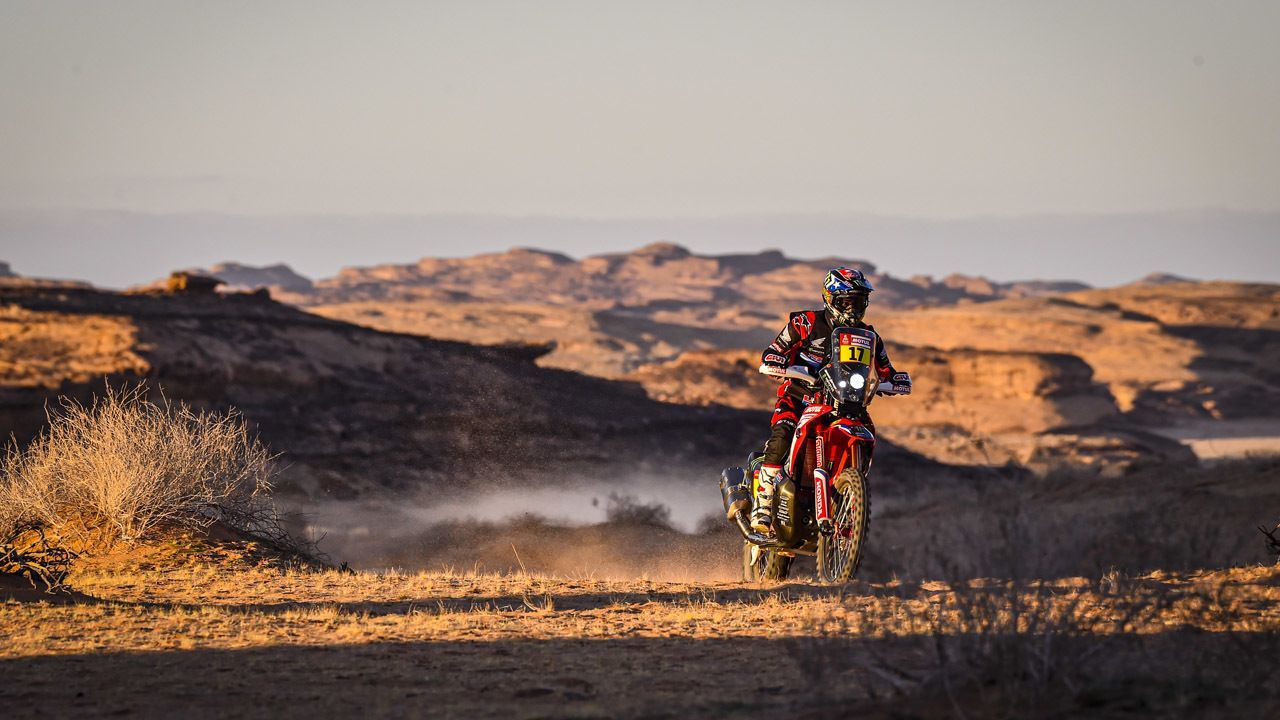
[1, 1, 1277, 286]
[3, 0, 1278, 217]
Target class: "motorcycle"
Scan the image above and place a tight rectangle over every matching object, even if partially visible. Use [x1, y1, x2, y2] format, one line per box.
[719, 326, 909, 583]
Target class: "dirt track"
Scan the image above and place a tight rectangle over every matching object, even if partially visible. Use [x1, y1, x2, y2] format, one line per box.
[4, 556, 1279, 719]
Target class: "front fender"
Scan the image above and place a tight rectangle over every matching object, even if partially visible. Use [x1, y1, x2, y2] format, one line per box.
[825, 419, 874, 478]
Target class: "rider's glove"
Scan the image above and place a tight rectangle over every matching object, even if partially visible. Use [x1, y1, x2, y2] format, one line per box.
[759, 354, 789, 381]
[889, 372, 912, 395]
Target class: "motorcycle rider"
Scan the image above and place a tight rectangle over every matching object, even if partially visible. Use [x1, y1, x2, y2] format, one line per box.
[752, 267, 911, 533]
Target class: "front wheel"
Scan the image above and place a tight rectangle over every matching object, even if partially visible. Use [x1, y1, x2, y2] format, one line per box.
[817, 467, 869, 583]
[743, 541, 793, 582]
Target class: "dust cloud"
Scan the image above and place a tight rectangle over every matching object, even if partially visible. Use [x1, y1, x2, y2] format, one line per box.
[286, 473, 747, 582]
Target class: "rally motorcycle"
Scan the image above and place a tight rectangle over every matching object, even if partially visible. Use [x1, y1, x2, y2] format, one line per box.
[719, 326, 908, 583]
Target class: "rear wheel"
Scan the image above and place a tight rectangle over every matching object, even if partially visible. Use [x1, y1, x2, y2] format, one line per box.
[743, 541, 793, 582]
[817, 467, 869, 583]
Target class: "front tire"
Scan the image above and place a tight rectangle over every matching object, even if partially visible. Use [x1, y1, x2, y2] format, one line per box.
[743, 541, 793, 582]
[817, 467, 869, 583]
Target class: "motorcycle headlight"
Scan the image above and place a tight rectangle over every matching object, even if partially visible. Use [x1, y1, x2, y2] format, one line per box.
[849, 374, 865, 390]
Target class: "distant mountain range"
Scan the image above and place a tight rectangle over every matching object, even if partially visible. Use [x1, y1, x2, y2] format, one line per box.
[165, 244, 1092, 378]
[189, 243, 1090, 309]
[2, 207, 1277, 288]
[1, 240, 1274, 482]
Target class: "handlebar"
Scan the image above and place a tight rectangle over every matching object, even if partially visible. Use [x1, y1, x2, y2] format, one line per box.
[760, 363, 908, 396]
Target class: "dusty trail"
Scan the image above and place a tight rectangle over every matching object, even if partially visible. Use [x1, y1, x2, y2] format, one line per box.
[4, 553, 1279, 719]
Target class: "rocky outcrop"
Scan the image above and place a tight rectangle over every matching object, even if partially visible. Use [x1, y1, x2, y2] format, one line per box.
[1064, 281, 1280, 329]
[293, 245, 1090, 381]
[621, 344, 1194, 474]
[878, 288, 1280, 424]
[0, 285, 767, 500]
[627, 345, 1119, 434]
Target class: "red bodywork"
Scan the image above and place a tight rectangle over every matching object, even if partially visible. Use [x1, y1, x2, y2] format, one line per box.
[787, 403, 875, 524]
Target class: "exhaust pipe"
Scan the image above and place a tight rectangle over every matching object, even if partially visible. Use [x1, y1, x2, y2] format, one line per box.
[720, 467, 785, 548]
[720, 467, 751, 518]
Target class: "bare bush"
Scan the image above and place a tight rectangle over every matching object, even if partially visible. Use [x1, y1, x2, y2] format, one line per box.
[1, 384, 277, 543]
[1262, 521, 1280, 561]
[0, 485, 21, 541]
[1, 523, 78, 591]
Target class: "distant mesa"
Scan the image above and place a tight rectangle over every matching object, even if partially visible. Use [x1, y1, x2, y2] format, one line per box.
[936, 273, 1090, 298]
[631, 241, 692, 261]
[203, 262, 314, 292]
[504, 247, 574, 266]
[0, 261, 93, 289]
[1004, 279, 1093, 296]
[1135, 272, 1198, 286]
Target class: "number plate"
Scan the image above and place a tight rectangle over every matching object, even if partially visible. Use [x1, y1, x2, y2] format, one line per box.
[838, 332, 873, 364]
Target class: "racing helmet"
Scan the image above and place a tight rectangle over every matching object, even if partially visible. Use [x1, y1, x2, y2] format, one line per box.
[822, 267, 874, 325]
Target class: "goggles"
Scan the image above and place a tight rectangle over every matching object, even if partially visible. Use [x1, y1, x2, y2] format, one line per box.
[830, 293, 869, 315]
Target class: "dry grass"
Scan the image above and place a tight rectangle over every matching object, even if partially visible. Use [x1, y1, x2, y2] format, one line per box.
[5, 561, 1275, 655]
[779, 557, 1280, 718]
[1, 384, 275, 544]
[3, 558, 1279, 718]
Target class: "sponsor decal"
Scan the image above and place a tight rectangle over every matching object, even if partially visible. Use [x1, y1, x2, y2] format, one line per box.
[764, 353, 786, 365]
[800, 405, 825, 420]
[795, 404, 830, 433]
[839, 333, 873, 348]
[814, 469, 830, 521]
[833, 421, 875, 442]
[793, 313, 812, 333]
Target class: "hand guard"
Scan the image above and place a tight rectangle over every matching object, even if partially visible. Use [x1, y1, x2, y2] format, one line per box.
[887, 371, 912, 395]
[759, 363, 788, 380]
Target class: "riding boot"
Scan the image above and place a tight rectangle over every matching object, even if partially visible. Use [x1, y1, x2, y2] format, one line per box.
[751, 464, 782, 533]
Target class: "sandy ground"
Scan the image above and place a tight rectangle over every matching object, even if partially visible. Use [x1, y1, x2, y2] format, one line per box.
[4, 551, 1279, 719]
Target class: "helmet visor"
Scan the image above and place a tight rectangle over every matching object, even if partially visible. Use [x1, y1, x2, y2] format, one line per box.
[831, 292, 869, 316]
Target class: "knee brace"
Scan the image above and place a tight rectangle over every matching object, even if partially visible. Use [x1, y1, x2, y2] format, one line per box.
[763, 420, 795, 466]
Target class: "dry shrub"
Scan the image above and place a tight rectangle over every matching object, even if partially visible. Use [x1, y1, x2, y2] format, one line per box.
[0, 485, 21, 541]
[1262, 521, 1280, 561]
[1, 523, 78, 591]
[1, 384, 276, 543]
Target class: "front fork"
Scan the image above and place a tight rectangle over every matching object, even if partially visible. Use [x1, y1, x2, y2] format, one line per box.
[814, 432, 874, 535]
[814, 436, 833, 533]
